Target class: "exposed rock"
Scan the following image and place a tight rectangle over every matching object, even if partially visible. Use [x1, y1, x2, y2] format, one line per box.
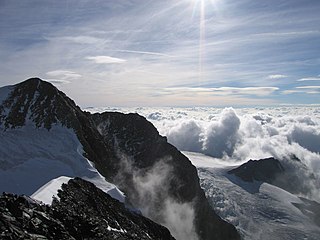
[92, 112, 240, 240]
[0, 178, 175, 240]
[228, 157, 285, 183]
[227, 157, 316, 198]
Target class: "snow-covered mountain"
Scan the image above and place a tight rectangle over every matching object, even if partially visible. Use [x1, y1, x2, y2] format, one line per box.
[0, 78, 123, 203]
[185, 152, 320, 240]
[0, 78, 239, 240]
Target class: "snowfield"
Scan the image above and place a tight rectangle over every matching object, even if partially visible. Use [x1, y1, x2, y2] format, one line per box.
[184, 151, 320, 240]
[0, 123, 124, 205]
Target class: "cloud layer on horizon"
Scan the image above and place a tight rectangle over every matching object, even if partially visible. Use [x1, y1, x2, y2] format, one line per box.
[88, 106, 320, 201]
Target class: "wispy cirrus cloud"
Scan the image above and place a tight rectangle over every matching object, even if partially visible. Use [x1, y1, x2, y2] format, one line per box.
[282, 86, 320, 95]
[297, 77, 320, 82]
[86, 56, 127, 64]
[0, 0, 319, 106]
[268, 74, 287, 79]
[44, 70, 82, 85]
[47, 35, 106, 45]
[296, 86, 320, 89]
[161, 86, 279, 97]
[116, 49, 174, 58]
[46, 70, 82, 80]
[45, 79, 71, 85]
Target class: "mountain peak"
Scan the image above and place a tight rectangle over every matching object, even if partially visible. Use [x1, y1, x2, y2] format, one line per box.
[0, 78, 79, 129]
[228, 157, 285, 183]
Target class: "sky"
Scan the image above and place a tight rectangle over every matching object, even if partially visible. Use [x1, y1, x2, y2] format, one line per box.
[0, 0, 319, 107]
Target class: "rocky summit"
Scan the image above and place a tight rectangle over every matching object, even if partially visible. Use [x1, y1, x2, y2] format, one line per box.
[0, 178, 175, 240]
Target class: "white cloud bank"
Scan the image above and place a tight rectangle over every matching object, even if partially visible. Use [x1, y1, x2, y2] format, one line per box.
[87, 106, 320, 201]
[89, 106, 320, 202]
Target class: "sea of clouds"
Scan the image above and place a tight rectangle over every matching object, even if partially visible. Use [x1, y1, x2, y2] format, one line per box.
[87, 106, 320, 201]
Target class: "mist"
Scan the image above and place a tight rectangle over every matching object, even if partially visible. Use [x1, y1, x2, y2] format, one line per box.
[114, 153, 199, 240]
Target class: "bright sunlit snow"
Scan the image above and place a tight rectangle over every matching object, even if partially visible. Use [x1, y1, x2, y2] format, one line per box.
[0, 123, 124, 205]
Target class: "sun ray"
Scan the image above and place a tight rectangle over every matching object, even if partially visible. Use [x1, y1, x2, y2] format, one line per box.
[199, 0, 205, 85]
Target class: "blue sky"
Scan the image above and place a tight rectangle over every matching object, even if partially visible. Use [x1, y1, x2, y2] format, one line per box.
[0, 0, 319, 107]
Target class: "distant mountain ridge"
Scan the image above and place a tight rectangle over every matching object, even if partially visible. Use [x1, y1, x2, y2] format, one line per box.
[228, 157, 285, 183]
[0, 78, 240, 240]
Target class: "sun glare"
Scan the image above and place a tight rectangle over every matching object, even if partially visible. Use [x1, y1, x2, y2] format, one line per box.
[190, 0, 221, 86]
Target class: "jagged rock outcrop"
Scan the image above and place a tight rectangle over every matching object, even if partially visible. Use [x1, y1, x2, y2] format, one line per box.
[228, 157, 285, 183]
[92, 112, 240, 240]
[0, 178, 175, 240]
[0, 78, 240, 240]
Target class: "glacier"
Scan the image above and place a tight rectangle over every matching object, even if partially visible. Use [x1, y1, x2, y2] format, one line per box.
[185, 151, 320, 240]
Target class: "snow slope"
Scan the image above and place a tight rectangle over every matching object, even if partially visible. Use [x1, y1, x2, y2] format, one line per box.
[184, 151, 320, 240]
[0, 123, 124, 205]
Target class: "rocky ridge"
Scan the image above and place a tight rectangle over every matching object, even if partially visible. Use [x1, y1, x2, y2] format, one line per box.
[0, 178, 175, 240]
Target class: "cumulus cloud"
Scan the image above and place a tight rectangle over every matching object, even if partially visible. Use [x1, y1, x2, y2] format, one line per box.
[114, 154, 198, 240]
[288, 125, 320, 154]
[167, 120, 203, 153]
[202, 108, 241, 158]
[86, 56, 126, 64]
[163, 108, 241, 158]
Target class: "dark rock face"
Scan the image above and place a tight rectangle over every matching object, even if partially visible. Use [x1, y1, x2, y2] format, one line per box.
[0, 193, 73, 239]
[0, 78, 78, 129]
[228, 157, 317, 199]
[0, 178, 175, 240]
[0, 78, 240, 240]
[92, 112, 240, 240]
[228, 157, 285, 183]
